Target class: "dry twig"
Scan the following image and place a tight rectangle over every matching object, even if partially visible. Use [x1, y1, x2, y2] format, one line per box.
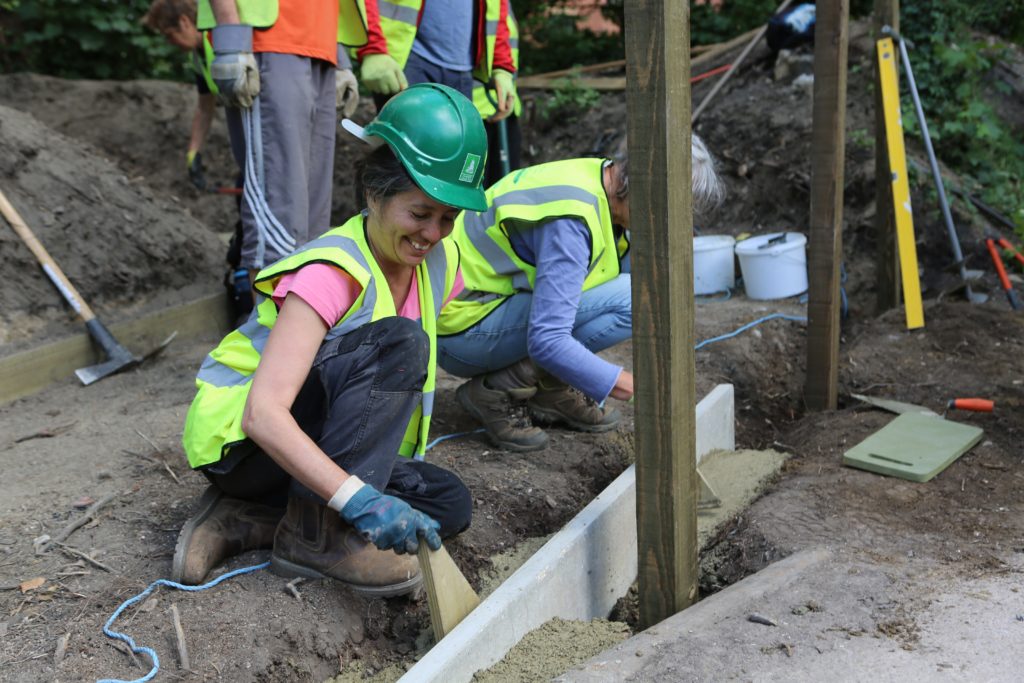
[54, 541, 113, 573]
[54, 633, 70, 667]
[170, 604, 190, 671]
[40, 493, 117, 552]
[285, 577, 305, 600]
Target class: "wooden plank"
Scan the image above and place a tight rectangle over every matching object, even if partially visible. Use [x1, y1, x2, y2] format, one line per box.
[805, 0, 850, 412]
[874, 0, 901, 314]
[0, 292, 230, 404]
[417, 544, 480, 642]
[518, 75, 626, 91]
[876, 37, 925, 330]
[624, 0, 698, 629]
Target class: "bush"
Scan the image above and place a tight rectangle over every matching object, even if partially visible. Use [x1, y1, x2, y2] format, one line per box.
[0, 0, 184, 80]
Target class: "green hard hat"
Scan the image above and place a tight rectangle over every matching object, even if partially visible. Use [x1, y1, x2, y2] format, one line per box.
[364, 83, 488, 212]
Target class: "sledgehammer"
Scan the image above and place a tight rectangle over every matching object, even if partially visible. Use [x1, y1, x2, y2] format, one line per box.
[0, 187, 141, 385]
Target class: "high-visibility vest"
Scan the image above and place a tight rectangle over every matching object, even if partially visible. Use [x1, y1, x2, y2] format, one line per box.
[437, 158, 629, 335]
[197, 0, 368, 47]
[365, 0, 504, 83]
[473, 5, 520, 118]
[192, 33, 218, 95]
[182, 213, 459, 468]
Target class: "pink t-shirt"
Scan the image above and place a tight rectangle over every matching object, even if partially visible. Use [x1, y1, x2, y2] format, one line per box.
[272, 263, 464, 328]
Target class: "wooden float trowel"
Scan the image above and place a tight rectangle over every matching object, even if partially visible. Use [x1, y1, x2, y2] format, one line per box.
[417, 543, 481, 642]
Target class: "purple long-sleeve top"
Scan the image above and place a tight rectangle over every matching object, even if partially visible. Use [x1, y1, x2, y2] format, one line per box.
[508, 217, 623, 401]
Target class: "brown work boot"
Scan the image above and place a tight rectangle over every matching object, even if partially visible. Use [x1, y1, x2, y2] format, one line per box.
[270, 496, 421, 598]
[456, 360, 549, 452]
[171, 486, 283, 585]
[529, 375, 621, 432]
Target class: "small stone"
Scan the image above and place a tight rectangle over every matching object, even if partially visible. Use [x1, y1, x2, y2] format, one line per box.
[544, 495, 558, 509]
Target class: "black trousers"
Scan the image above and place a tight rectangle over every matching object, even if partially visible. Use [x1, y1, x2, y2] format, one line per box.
[204, 318, 472, 537]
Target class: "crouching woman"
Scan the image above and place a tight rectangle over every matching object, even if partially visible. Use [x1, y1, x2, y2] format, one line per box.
[174, 84, 489, 597]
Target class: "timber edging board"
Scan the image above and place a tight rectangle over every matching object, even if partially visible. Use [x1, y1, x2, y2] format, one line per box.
[0, 291, 230, 405]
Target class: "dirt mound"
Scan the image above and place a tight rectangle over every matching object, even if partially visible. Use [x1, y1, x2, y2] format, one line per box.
[0, 102, 225, 349]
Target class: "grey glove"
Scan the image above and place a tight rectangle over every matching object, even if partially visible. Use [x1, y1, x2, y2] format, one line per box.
[210, 24, 260, 109]
[335, 68, 359, 118]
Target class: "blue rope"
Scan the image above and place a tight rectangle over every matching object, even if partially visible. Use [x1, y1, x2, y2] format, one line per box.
[695, 313, 807, 351]
[98, 562, 269, 683]
[424, 428, 486, 451]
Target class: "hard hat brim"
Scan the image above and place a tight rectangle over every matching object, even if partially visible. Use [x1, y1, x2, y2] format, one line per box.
[406, 166, 488, 213]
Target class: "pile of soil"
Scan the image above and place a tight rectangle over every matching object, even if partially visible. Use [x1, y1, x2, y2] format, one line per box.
[2, 17, 1023, 683]
[0, 101, 224, 349]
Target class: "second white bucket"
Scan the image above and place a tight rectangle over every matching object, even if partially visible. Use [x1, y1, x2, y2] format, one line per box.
[693, 235, 736, 295]
[735, 232, 808, 300]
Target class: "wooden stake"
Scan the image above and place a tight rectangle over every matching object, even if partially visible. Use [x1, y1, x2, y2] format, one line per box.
[417, 544, 480, 642]
[805, 0, 851, 411]
[874, 0, 901, 313]
[624, 0, 698, 630]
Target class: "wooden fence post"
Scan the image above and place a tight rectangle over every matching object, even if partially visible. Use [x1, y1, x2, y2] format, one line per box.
[805, 0, 850, 411]
[874, 0, 900, 313]
[624, 0, 698, 629]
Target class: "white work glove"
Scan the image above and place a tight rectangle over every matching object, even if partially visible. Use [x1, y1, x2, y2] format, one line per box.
[335, 68, 360, 118]
[210, 24, 260, 109]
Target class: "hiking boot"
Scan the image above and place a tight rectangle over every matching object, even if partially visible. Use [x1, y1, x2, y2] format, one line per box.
[171, 486, 283, 585]
[529, 376, 621, 433]
[456, 375, 549, 452]
[270, 496, 421, 598]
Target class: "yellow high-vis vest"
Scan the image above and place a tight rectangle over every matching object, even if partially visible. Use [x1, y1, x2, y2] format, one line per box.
[182, 213, 459, 468]
[197, 0, 369, 47]
[438, 158, 629, 336]
[364, 0, 504, 83]
[473, 5, 520, 119]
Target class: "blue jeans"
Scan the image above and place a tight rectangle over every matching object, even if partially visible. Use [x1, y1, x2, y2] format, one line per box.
[438, 274, 633, 377]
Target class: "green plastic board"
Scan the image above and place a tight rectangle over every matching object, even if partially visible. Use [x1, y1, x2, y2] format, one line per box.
[842, 413, 983, 482]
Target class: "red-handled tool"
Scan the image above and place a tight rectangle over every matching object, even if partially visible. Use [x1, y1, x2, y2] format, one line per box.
[986, 238, 1020, 310]
[947, 398, 995, 413]
[996, 237, 1024, 270]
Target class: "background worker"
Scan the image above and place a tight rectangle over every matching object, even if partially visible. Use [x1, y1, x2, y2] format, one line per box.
[437, 136, 725, 452]
[143, 0, 254, 317]
[142, 0, 245, 192]
[175, 84, 488, 596]
[356, 0, 517, 123]
[199, 0, 364, 273]
[472, 4, 522, 187]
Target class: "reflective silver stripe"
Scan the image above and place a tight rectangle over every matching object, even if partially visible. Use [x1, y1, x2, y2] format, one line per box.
[425, 246, 449, 318]
[461, 210, 522, 277]
[486, 19, 498, 35]
[379, 0, 419, 25]
[588, 247, 606, 276]
[509, 37, 519, 50]
[455, 289, 505, 303]
[422, 390, 434, 417]
[327, 298, 375, 339]
[196, 355, 251, 387]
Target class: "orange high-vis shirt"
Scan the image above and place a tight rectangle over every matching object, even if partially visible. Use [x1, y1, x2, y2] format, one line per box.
[252, 0, 338, 65]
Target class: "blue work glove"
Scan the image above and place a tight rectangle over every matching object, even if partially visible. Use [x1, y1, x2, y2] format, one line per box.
[340, 484, 442, 554]
[210, 24, 260, 108]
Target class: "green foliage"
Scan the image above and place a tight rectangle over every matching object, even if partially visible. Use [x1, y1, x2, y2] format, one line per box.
[901, 1, 1024, 241]
[511, 0, 622, 75]
[1, 0, 185, 80]
[536, 69, 601, 122]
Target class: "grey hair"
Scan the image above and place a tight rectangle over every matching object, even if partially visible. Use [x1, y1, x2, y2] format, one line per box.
[610, 133, 725, 214]
[691, 133, 725, 214]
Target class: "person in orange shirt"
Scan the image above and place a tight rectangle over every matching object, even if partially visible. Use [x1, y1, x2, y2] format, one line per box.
[200, 0, 364, 271]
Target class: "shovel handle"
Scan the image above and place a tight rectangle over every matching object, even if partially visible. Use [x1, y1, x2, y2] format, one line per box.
[0, 187, 96, 322]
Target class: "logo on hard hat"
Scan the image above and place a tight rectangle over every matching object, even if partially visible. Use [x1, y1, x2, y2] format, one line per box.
[459, 154, 481, 183]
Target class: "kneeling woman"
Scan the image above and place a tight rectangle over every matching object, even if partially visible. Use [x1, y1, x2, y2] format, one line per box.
[175, 84, 488, 596]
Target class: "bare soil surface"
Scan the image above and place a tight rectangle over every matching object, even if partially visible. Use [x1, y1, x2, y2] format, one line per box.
[2, 19, 1023, 682]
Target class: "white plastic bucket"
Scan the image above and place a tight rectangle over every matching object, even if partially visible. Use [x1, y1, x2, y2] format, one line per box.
[693, 235, 736, 295]
[735, 232, 808, 300]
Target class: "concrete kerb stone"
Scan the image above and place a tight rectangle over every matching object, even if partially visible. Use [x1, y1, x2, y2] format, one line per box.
[555, 548, 834, 682]
[400, 384, 736, 683]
